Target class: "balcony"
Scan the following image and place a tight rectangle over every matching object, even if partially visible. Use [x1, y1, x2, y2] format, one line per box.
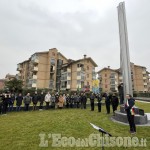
[77, 67, 84, 72]
[67, 85, 70, 89]
[143, 77, 147, 80]
[77, 76, 81, 80]
[32, 83, 37, 88]
[76, 84, 81, 88]
[33, 75, 37, 79]
[32, 67, 38, 72]
[67, 68, 71, 72]
[67, 76, 71, 80]
[142, 71, 146, 74]
[32, 58, 39, 64]
[17, 65, 22, 71]
[144, 83, 147, 86]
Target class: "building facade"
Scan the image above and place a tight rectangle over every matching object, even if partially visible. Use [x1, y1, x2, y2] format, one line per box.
[98, 63, 150, 93]
[61, 55, 97, 91]
[17, 48, 97, 92]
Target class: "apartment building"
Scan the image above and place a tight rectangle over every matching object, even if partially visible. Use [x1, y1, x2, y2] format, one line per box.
[17, 49, 97, 92]
[61, 55, 97, 91]
[98, 63, 150, 93]
[17, 48, 68, 90]
[98, 67, 119, 93]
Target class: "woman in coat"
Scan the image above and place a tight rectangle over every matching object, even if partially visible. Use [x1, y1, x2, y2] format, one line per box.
[58, 94, 64, 109]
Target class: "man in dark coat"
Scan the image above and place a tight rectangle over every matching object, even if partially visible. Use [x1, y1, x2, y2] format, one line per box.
[80, 93, 87, 109]
[69, 94, 74, 108]
[125, 94, 136, 134]
[90, 93, 95, 111]
[0, 93, 3, 114]
[111, 93, 119, 115]
[97, 94, 102, 112]
[39, 91, 45, 110]
[8, 93, 15, 112]
[66, 94, 70, 108]
[76, 94, 81, 108]
[104, 93, 111, 114]
[16, 93, 23, 111]
[118, 83, 124, 104]
[32, 91, 39, 110]
[2, 93, 10, 114]
[73, 93, 77, 108]
[24, 93, 32, 111]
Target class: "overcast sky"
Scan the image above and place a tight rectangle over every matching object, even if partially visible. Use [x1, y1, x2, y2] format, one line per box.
[0, 0, 150, 78]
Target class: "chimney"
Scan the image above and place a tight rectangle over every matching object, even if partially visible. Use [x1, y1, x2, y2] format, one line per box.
[108, 66, 110, 69]
[84, 54, 87, 59]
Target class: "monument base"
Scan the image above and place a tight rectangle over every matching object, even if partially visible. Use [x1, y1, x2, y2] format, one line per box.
[113, 105, 148, 125]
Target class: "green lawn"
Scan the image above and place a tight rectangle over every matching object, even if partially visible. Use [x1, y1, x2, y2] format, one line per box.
[0, 101, 150, 150]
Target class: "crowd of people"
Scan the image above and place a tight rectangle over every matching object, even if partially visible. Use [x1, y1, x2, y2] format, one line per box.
[0, 90, 136, 134]
[0, 91, 119, 115]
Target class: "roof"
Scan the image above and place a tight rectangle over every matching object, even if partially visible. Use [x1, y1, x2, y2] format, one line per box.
[97, 67, 118, 74]
[57, 52, 68, 61]
[134, 64, 146, 68]
[5, 74, 16, 78]
[71, 57, 98, 67]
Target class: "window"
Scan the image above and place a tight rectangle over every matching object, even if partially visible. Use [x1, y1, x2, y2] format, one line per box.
[77, 80, 80, 84]
[87, 66, 89, 70]
[105, 79, 107, 83]
[105, 74, 107, 77]
[87, 81, 89, 85]
[87, 60, 89, 63]
[50, 58, 55, 65]
[68, 72, 71, 77]
[87, 74, 89, 78]
[52, 52, 55, 56]
[105, 85, 107, 88]
[67, 80, 71, 85]
[77, 72, 80, 76]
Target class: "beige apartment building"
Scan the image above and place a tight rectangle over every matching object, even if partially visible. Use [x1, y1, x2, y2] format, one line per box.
[98, 63, 150, 93]
[61, 55, 97, 91]
[17, 48, 97, 91]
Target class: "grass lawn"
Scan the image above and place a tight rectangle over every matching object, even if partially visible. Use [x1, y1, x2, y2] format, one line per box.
[0, 101, 150, 150]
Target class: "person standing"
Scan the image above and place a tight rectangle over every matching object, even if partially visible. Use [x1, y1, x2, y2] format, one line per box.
[81, 93, 87, 109]
[32, 91, 39, 111]
[8, 93, 15, 112]
[24, 93, 32, 111]
[45, 91, 51, 110]
[39, 91, 45, 110]
[51, 93, 56, 109]
[16, 93, 23, 111]
[2, 93, 10, 114]
[0, 93, 3, 114]
[58, 94, 64, 109]
[63, 94, 66, 107]
[97, 94, 102, 112]
[104, 93, 111, 114]
[76, 94, 81, 108]
[70, 94, 74, 108]
[118, 83, 124, 104]
[66, 94, 70, 108]
[90, 93, 95, 111]
[73, 93, 77, 108]
[55, 92, 59, 108]
[111, 93, 119, 115]
[125, 94, 136, 134]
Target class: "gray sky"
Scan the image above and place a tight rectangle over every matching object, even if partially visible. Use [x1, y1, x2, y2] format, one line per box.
[0, 0, 150, 78]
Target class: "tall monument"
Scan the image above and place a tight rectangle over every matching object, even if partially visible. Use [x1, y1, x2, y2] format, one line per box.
[117, 2, 133, 102]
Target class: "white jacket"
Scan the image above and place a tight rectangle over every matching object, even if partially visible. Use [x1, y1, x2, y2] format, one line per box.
[45, 94, 51, 102]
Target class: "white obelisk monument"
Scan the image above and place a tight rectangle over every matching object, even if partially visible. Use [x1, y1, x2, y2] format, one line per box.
[117, 2, 133, 102]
